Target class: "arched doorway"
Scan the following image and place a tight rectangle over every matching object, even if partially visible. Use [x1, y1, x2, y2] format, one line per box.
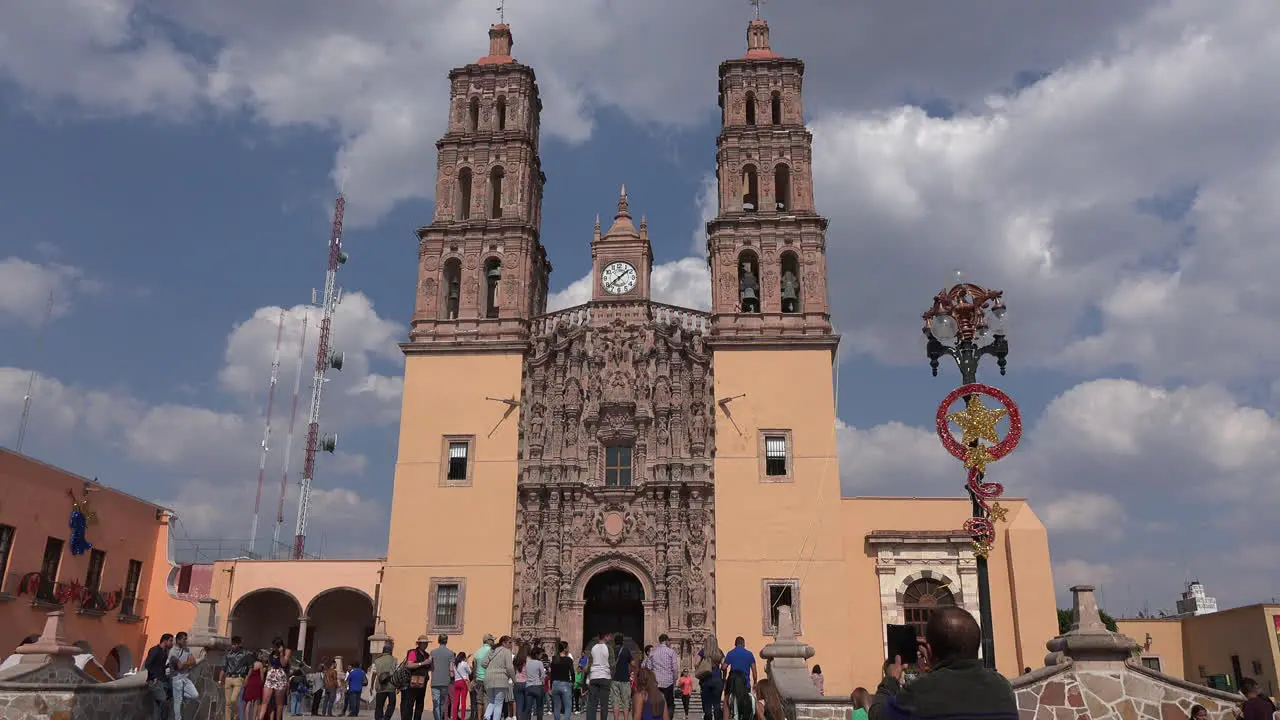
[583, 570, 644, 648]
[230, 589, 304, 656]
[306, 588, 375, 669]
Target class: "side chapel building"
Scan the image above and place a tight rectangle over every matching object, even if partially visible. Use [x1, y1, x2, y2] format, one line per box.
[378, 19, 1059, 690]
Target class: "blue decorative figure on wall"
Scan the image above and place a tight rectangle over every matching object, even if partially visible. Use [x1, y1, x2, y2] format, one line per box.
[66, 484, 99, 557]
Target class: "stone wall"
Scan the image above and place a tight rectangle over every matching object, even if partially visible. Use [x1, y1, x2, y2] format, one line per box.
[0, 668, 151, 720]
[1011, 660, 1241, 720]
[791, 698, 856, 720]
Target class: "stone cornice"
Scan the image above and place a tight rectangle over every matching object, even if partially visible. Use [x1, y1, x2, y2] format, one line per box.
[400, 339, 530, 356]
[718, 57, 806, 77]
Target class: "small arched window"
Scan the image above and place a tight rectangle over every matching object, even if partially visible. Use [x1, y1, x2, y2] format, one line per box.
[489, 167, 505, 219]
[771, 91, 782, 125]
[780, 251, 801, 314]
[442, 258, 462, 320]
[774, 164, 792, 212]
[468, 97, 480, 132]
[742, 165, 759, 212]
[484, 258, 502, 319]
[903, 579, 956, 640]
[496, 97, 507, 131]
[744, 91, 756, 126]
[457, 168, 473, 221]
[737, 251, 760, 313]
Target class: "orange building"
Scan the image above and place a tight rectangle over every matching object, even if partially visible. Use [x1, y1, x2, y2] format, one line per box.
[371, 17, 1059, 695]
[1120, 601, 1280, 697]
[0, 449, 197, 675]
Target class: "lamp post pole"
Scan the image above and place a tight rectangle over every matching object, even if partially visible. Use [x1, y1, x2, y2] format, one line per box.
[922, 275, 1009, 670]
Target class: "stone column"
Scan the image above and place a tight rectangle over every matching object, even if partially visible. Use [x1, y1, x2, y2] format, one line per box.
[185, 598, 231, 720]
[297, 616, 310, 658]
[760, 606, 821, 701]
[1044, 585, 1138, 669]
[369, 620, 393, 659]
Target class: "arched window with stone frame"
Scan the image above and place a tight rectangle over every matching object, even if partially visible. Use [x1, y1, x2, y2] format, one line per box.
[902, 578, 956, 640]
[457, 167, 473, 221]
[770, 91, 782, 125]
[744, 91, 757, 125]
[741, 164, 759, 212]
[468, 97, 481, 132]
[496, 96, 508, 131]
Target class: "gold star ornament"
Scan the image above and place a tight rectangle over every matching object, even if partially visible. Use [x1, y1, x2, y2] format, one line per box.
[988, 502, 1008, 523]
[964, 443, 995, 473]
[948, 397, 1007, 447]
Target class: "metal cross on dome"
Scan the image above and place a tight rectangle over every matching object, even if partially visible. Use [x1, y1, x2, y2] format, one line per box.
[750, 0, 766, 20]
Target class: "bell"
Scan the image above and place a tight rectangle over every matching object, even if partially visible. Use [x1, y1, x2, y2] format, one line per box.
[781, 285, 798, 302]
[742, 286, 758, 303]
[487, 265, 503, 280]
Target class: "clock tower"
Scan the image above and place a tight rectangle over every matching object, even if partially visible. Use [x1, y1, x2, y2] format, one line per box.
[590, 186, 653, 302]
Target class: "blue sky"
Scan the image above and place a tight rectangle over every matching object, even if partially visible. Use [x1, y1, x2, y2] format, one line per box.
[2, 0, 1280, 615]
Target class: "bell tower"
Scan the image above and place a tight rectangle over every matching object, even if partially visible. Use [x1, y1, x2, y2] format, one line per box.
[409, 22, 551, 351]
[705, 18, 836, 349]
[590, 186, 654, 302]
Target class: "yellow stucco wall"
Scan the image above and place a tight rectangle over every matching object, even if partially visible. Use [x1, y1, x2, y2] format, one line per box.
[1181, 605, 1280, 695]
[1117, 618, 1186, 680]
[380, 351, 524, 656]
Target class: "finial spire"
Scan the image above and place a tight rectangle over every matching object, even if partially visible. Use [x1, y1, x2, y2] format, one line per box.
[497, 0, 505, 23]
[750, 0, 765, 20]
[617, 185, 630, 218]
[594, 213, 601, 230]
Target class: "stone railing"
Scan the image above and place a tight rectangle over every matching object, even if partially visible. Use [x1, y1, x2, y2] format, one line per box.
[1010, 585, 1243, 720]
[532, 301, 711, 336]
[771, 587, 1245, 720]
[0, 600, 229, 720]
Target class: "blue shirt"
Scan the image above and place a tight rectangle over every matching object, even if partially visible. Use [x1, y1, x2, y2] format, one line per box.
[347, 667, 367, 693]
[724, 647, 754, 676]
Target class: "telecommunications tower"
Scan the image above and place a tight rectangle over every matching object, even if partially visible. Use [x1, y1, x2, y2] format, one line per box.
[292, 194, 348, 560]
[247, 310, 286, 555]
[273, 312, 308, 557]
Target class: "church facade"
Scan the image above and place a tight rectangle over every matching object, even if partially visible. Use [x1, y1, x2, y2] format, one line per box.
[377, 19, 1060, 691]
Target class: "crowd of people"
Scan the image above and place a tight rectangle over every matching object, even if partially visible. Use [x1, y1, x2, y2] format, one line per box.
[141, 606, 1278, 720]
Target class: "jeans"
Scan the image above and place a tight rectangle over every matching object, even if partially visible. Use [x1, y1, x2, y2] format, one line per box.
[433, 686, 451, 720]
[172, 676, 199, 720]
[290, 689, 307, 715]
[660, 686, 675, 717]
[322, 689, 337, 715]
[522, 684, 545, 720]
[402, 686, 428, 720]
[513, 683, 527, 720]
[149, 679, 172, 720]
[451, 680, 469, 720]
[699, 677, 723, 720]
[484, 687, 508, 720]
[375, 691, 398, 720]
[586, 679, 611, 720]
[550, 681, 572, 720]
[346, 690, 362, 715]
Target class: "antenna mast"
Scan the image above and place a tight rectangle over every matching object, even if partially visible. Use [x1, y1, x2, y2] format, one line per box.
[273, 311, 309, 557]
[14, 292, 55, 453]
[292, 195, 348, 560]
[247, 310, 286, 556]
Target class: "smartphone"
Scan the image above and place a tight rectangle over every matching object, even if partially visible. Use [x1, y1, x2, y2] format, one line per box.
[886, 625, 918, 666]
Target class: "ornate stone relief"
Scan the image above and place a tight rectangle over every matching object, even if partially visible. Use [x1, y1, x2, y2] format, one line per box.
[512, 308, 717, 660]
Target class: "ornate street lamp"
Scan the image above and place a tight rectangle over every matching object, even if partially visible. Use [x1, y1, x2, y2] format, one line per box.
[921, 273, 1021, 671]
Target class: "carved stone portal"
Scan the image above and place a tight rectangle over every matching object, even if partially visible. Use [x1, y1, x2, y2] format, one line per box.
[513, 304, 716, 664]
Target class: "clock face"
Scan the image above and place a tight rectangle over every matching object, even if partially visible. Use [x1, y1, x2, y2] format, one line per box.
[601, 261, 638, 295]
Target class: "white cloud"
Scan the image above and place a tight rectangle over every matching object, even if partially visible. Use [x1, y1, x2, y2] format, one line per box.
[839, 377, 1280, 609]
[690, 173, 717, 256]
[0, 257, 96, 326]
[547, 257, 711, 312]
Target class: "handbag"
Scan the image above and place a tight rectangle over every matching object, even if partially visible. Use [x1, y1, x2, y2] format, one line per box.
[694, 656, 713, 681]
[389, 662, 411, 691]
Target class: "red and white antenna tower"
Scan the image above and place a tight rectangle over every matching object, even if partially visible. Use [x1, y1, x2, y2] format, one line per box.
[248, 310, 286, 555]
[273, 311, 308, 557]
[292, 194, 348, 560]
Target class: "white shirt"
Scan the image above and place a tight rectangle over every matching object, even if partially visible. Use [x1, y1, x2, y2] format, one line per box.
[456, 661, 471, 682]
[588, 642, 611, 681]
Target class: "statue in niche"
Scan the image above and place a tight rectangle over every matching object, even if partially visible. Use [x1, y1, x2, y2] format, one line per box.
[739, 262, 760, 313]
[657, 418, 670, 449]
[564, 378, 582, 409]
[606, 371, 630, 403]
[687, 568, 707, 612]
[690, 331, 704, 356]
[530, 406, 545, 444]
[522, 523, 542, 570]
[565, 420, 578, 447]
[654, 377, 671, 407]
[781, 270, 800, 313]
[690, 407, 707, 446]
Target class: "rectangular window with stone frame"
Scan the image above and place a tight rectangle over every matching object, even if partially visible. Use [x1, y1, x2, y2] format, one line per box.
[0, 524, 13, 594]
[440, 435, 476, 487]
[428, 578, 466, 635]
[760, 578, 801, 636]
[758, 430, 793, 483]
[1141, 657, 1162, 672]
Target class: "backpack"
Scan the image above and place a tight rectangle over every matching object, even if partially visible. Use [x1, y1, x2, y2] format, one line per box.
[389, 662, 411, 691]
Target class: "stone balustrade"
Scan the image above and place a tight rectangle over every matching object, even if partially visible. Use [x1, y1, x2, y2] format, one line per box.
[0, 599, 229, 720]
[532, 301, 711, 336]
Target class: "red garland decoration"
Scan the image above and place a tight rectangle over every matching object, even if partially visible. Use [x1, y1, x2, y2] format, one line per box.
[18, 572, 42, 596]
[936, 383, 1023, 555]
